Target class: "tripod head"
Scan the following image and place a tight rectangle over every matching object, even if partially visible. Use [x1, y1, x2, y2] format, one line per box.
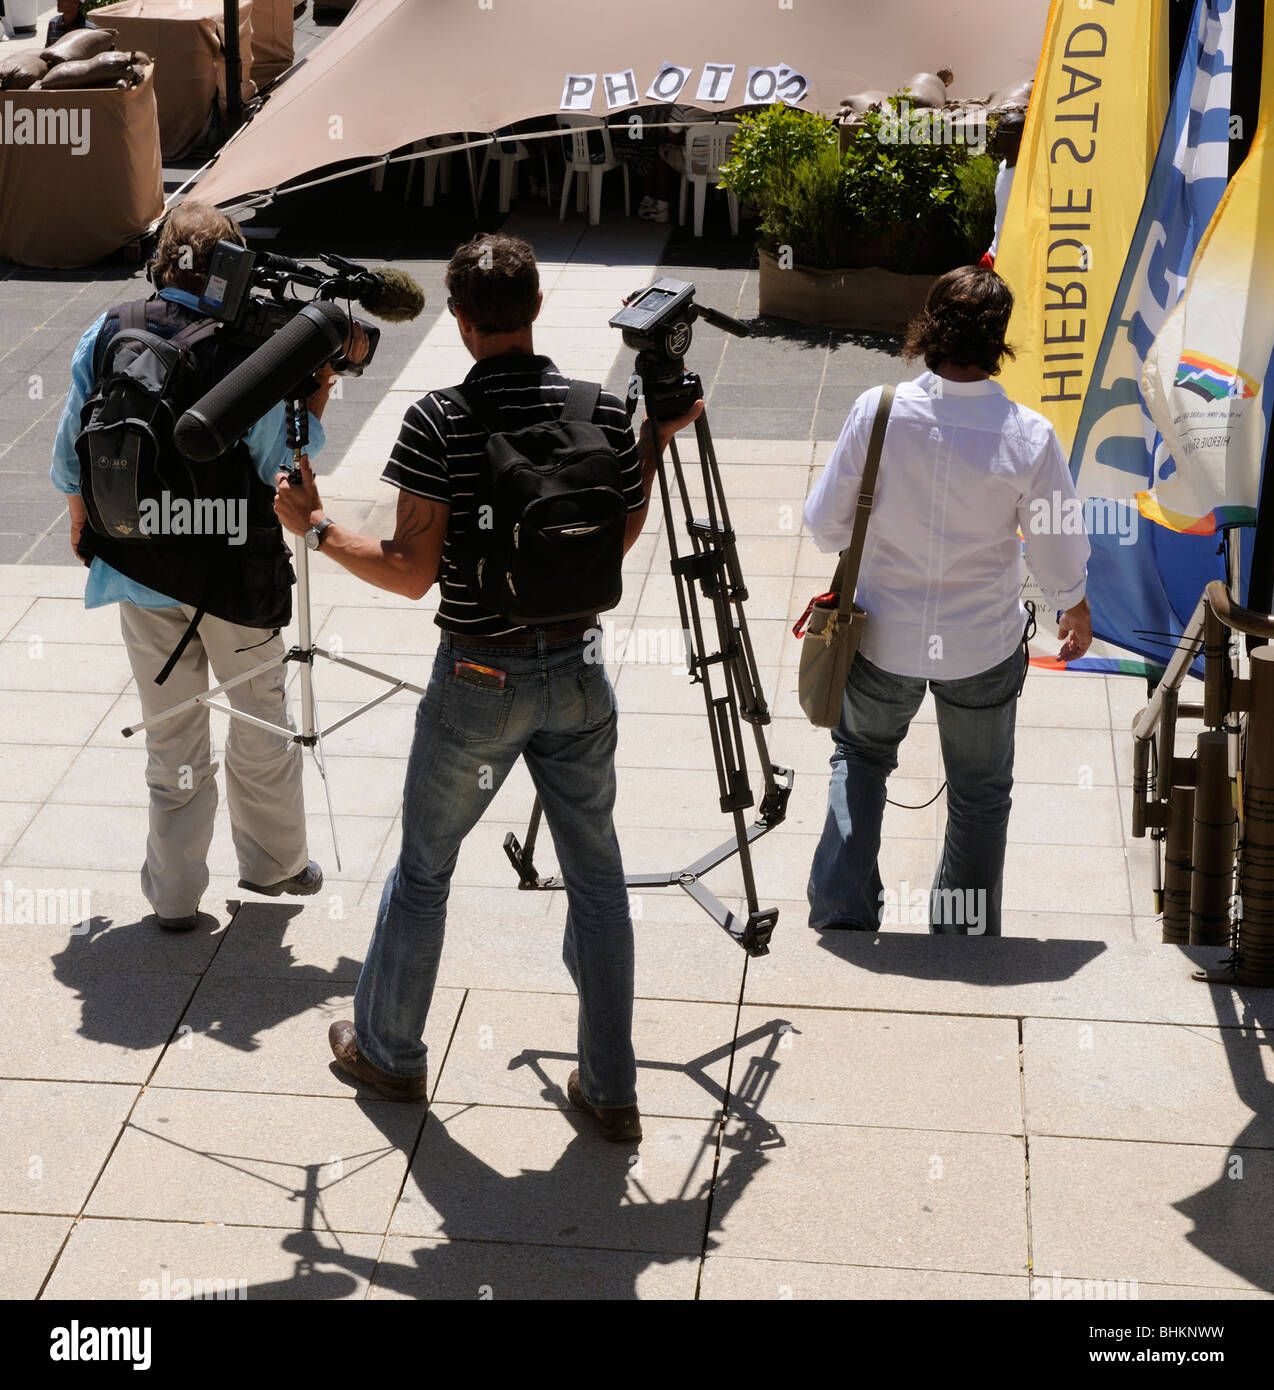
[610, 277, 748, 419]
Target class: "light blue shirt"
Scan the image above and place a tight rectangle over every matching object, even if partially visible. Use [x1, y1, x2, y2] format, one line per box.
[50, 287, 326, 609]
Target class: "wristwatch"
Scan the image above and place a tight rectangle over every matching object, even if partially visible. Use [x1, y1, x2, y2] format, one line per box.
[305, 517, 334, 551]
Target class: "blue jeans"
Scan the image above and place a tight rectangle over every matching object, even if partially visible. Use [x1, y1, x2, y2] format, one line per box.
[354, 633, 637, 1107]
[807, 648, 1026, 937]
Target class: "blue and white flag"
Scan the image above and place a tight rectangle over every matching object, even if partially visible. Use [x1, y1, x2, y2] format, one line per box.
[1055, 0, 1238, 675]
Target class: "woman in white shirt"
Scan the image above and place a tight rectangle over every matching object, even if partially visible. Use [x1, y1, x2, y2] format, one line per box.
[803, 266, 1092, 936]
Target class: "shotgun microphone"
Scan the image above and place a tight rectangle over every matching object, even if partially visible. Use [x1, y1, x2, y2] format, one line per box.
[174, 300, 350, 464]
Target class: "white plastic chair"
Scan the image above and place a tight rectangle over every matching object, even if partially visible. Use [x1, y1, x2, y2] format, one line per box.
[480, 135, 533, 214]
[556, 115, 630, 225]
[677, 122, 740, 237]
[371, 135, 479, 217]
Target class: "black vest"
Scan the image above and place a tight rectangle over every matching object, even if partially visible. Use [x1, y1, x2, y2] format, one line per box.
[80, 296, 294, 634]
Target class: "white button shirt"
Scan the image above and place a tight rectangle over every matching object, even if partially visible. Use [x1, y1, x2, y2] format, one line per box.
[804, 373, 1090, 681]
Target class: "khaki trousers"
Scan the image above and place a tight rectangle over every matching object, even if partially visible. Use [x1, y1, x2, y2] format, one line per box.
[119, 602, 309, 917]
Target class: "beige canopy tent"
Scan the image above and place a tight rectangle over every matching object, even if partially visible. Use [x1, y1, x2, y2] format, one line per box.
[191, 0, 1049, 209]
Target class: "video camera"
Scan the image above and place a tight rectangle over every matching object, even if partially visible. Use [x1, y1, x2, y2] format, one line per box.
[173, 243, 425, 466]
[196, 240, 424, 375]
[610, 277, 748, 418]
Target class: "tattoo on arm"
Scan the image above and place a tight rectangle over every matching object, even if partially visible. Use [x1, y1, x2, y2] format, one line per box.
[395, 497, 439, 547]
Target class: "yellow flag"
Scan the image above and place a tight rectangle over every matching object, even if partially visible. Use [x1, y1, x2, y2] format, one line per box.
[996, 0, 1169, 455]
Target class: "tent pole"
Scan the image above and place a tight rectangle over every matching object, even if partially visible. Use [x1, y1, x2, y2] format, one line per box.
[224, 1, 244, 135]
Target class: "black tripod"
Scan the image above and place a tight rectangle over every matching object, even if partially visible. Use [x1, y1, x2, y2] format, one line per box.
[504, 281, 793, 956]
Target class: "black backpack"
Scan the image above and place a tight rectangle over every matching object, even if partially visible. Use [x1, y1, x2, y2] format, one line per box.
[439, 379, 628, 625]
[74, 298, 294, 682]
[77, 300, 221, 544]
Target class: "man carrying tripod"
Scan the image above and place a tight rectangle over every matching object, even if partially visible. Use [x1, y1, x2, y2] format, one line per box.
[275, 233, 701, 1141]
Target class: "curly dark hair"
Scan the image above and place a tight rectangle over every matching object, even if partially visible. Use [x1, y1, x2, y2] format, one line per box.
[446, 234, 540, 334]
[902, 265, 1017, 376]
[148, 200, 245, 294]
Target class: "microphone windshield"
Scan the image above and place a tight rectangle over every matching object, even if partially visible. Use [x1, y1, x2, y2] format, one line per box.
[358, 266, 426, 323]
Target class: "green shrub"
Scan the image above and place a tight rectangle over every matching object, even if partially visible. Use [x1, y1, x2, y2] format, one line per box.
[721, 101, 987, 273]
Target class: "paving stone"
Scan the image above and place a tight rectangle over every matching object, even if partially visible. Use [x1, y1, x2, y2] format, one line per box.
[699, 1256, 1028, 1300]
[87, 1088, 425, 1233]
[1, 887, 228, 973]
[0, 639, 132, 695]
[0, 1079, 137, 1215]
[0, 1213, 74, 1298]
[434, 990, 735, 1119]
[731, 1007, 1022, 1133]
[369, 1236, 700, 1300]
[152, 977, 463, 1099]
[390, 1104, 716, 1255]
[1008, 783, 1124, 848]
[0, 965, 196, 1084]
[709, 1118, 1028, 1273]
[0, 595, 33, 638]
[1023, 1019, 1274, 1149]
[0, 689, 116, 745]
[743, 929, 1251, 1026]
[1029, 1135, 1274, 1292]
[6, 597, 121, 645]
[42, 1217, 383, 1301]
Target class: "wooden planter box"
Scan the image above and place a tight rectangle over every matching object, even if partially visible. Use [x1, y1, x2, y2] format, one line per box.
[757, 248, 936, 334]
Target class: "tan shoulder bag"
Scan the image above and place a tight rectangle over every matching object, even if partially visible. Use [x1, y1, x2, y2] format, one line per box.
[795, 384, 895, 728]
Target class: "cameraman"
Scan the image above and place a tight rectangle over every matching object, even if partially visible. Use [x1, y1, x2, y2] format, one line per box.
[275, 233, 701, 1140]
[50, 200, 335, 931]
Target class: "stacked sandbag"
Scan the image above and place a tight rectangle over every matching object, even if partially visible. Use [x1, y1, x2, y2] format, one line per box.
[5, 28, 154, 92]
[41, 28, 119, 64]
[836, 68, 1034, 130]
[0, 53, 50, 91]
[35, 52, 153, 91]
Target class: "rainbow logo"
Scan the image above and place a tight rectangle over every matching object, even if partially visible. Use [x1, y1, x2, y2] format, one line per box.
[1174, 352, 1260, 403]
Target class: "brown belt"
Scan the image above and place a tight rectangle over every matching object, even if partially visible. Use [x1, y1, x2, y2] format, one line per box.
[442, 616, 599, 650]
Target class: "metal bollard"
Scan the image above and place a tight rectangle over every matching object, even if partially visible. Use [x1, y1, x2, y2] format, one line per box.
[1189, 731, 1237, 947]
[1162, 782, 1195, 945]
[1235, 649, 1274, 984]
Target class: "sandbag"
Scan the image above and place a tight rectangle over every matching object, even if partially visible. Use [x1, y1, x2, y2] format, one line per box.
[904, 71, 950, 108]
[0, 54, 49, 91]
[37, 52, 138, 91]
[840, 90, 890, 115]
[988, 78, 1034, 112]
[41, 28, 118, 66]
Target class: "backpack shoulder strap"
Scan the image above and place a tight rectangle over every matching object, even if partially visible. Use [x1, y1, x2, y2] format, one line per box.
[561, 379, 601, 423]
[168, 316, 220, 353]
[438, 383, 503, 434]
[118, 300, 148, 334]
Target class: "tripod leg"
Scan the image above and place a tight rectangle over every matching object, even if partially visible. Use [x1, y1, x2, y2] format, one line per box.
[310, 694, 343, 876]
[504, 797, 548, 888]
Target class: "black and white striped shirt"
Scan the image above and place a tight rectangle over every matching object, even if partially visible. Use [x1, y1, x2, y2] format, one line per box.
[381, 353, 643, 636]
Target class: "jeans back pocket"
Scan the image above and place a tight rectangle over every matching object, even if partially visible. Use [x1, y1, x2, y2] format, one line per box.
[440, 668, 516, 742]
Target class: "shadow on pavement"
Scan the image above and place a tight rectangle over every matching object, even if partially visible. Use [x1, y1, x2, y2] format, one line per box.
[813, 929, 1105, 985]
[1176, 981, 1274, 1292]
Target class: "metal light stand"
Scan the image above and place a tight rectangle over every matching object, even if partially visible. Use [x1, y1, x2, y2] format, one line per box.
[121, 391, 427, 869]
[504, 355, 793, 958]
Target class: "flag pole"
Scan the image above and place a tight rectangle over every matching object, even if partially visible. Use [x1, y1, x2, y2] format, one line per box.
[1233, 0, 1272, 620]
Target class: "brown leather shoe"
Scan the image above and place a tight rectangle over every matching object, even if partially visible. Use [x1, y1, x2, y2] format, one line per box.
[567, 1068, 642, 1142]
[328, 1020, 428, 1103]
